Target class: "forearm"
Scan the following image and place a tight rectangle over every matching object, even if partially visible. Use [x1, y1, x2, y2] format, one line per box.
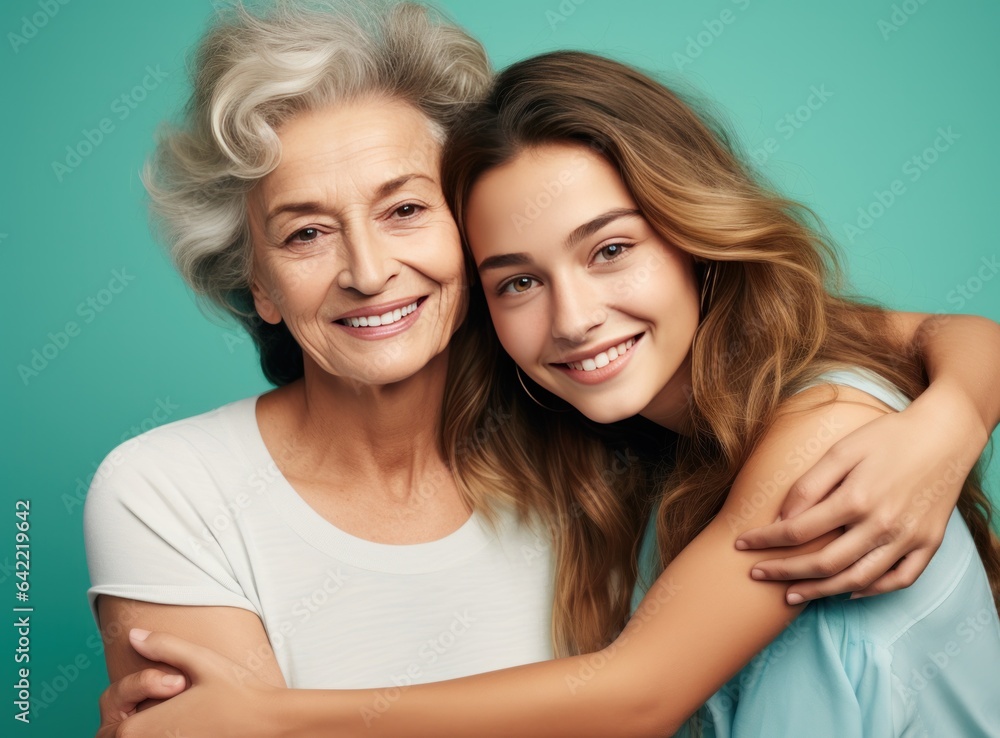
[274, 552, 744, 738]
[273, 529, 819, 738]
[280, 649, 667, 738]
[125, 398, 880, 738]
[270, 403, 882, 738]
[904, 312, 1000, 437]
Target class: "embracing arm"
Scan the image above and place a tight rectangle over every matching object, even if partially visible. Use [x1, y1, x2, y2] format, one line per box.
[119, 388, 888, 738]
[83, 434, 288, 731]
[95, 597, 284, 728]
[739, 311, 1000, 600]
[891, 310, 1000, 437]
[97, 597, 285, 686]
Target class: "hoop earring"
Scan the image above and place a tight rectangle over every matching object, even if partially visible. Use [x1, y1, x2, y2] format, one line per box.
[515, 366, 569, 413]
[700, 261, 719, 316]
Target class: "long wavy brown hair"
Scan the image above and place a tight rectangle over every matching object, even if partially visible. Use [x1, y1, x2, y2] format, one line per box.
[442, 49, 1000, 645]
[145, 0, 652, 658]
[443, 258, 653, 657]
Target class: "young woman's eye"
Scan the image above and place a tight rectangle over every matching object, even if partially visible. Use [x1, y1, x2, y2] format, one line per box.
[392, 203, 425, 219]
[594, 243, 631, 263]
[499, 276, 537, 295]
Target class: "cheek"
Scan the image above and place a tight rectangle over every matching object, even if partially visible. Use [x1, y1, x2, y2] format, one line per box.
[486, 298, 543, 366]
[424, 253, 467, 319]
[277, 260, 336, 313]
[633, 250, 698, 319]
[421, 223, 466, 289]
[441, 250, 468, 292]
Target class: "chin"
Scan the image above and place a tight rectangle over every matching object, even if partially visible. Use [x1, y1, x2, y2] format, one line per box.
[574, 401, 638, 426]
[341, 356, 432, 387]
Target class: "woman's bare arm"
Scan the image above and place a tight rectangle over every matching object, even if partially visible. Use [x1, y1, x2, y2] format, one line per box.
[112, 385, 894, 737]
[100, 312, 1000, 729]
[740, 312, 1000, 600]
[95, 597, 284, 728]
[897, 311, 1000, 432]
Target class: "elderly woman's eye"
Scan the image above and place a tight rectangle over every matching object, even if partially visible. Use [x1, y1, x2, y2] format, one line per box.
[289, 227, 320, 243]
[394, 203, 424, 218]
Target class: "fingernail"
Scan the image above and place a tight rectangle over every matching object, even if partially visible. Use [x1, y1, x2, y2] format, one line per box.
[119, 711, 129, 721]
[849, 592, 865, 600]
[162, 674, 184, 687]
[750, 568, 765, 580]
[786, 593, 804, 605]
[735, 540, 749, 550]
[130, 628, 150, 641]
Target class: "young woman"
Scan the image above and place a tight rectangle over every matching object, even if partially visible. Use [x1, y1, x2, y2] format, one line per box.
[98, 45, 1000, 737]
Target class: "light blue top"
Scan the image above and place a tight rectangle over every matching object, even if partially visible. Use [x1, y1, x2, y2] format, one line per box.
[630, 368, 1000, 737]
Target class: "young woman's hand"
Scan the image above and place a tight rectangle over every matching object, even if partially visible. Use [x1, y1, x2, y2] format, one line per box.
[96, 667, 186, 734]
[96, 629, 285, 738]
[735, 380, 986, 603]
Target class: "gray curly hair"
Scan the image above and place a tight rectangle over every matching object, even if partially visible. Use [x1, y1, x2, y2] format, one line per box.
[144, 0, 491, 384]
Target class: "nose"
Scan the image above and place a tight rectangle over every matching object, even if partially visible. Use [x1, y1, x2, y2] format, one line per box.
[550, 276, 607, 344]
[336, 223, 401, 295]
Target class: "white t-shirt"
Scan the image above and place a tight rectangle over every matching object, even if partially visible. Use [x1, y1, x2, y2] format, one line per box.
[84, 395, 555, 688]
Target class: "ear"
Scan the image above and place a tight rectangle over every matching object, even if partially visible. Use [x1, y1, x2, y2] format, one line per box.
[250, 276, 283, 325]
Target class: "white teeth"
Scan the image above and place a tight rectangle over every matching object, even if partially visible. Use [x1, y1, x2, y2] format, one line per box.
[567, 337, 637, 372]
[340, 301, 418, 328]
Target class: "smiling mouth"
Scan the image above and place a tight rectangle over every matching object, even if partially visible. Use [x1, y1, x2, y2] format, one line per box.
[559, 335, 640, 372]
[336, 298, 425, 328]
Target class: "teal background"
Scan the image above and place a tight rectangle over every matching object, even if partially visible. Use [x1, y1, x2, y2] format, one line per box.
[2, 0, 998, 733]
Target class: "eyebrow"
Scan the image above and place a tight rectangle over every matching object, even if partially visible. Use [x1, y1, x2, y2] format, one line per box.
[477, 252, 533, 271]
[265, 173, 434, 224]
[565, 208, 641, 249]
[476, 207, 643, 272]
[375, 173, 434, 201]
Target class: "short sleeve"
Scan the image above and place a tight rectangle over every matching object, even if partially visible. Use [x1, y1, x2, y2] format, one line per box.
[699, 601, 919, 737]
[83, 431, 259, 626]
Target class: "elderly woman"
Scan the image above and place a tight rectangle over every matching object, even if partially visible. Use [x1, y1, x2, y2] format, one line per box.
[85, 2, 567, 697]
[89, 1, 1000, 734]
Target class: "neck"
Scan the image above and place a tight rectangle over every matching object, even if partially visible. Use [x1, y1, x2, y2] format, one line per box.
[639, 351, 696, 435]
[260, 348, 453, 503]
